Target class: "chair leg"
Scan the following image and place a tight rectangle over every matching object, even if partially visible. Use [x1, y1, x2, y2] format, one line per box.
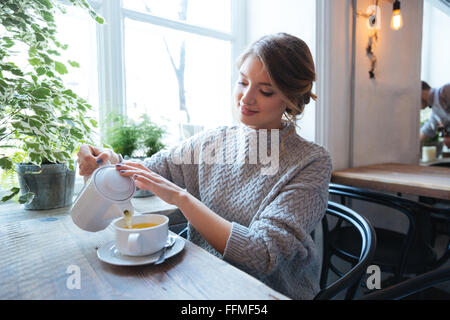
[320, 249, 331, 289]
[345, 277, 362, 300]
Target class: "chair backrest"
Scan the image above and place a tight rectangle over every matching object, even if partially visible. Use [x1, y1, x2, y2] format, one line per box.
[360, 266, 450, 300]
[314, 201, 377, 300]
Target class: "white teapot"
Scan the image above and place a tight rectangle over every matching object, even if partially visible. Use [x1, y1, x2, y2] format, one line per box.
[71, 165, 136, 232]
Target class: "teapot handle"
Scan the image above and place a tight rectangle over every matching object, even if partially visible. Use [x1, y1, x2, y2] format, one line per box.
[83, 159, 111, 184]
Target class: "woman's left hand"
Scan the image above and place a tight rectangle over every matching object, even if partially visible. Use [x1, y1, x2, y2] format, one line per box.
[116, 162, 186, 206]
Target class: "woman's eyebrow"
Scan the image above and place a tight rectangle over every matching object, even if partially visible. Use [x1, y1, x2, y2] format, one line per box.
[239, 72, 272, 86]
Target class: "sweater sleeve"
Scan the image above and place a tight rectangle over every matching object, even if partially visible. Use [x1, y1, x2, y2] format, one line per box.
[223, 151, 332, 276]
[420, 111, 440, 138]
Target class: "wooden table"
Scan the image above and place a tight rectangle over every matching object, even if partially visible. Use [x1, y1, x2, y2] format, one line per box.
[0, 198, 288, 300]
[331, 163, 450, 200]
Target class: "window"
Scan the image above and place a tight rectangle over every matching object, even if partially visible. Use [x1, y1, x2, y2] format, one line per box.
[91, 0, 239, 148]
[122, 0, 235, 146]
[122, 0, 231, 32]
[54, 4, 100, 143]
[421, 0, 450, 126]
[421, 0, 450, 87]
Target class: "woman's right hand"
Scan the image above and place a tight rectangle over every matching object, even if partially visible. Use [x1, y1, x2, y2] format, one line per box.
[76, 144, 121, 177]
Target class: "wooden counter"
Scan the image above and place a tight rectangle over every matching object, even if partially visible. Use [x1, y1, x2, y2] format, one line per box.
[331, 163, 450, 200]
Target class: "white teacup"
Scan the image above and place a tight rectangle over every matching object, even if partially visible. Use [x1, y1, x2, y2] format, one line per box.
[113, 214, 169, 256]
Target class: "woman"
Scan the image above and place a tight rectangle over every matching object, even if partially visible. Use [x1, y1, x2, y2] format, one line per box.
[77, 33, 332, 299]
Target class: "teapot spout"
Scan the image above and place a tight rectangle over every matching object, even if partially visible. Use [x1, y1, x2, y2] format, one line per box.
[102, 200, 135, 222]
[116, 201, 135, 218]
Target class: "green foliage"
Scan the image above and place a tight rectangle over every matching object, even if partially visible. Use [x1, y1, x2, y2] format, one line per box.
[105, 114, 141, 158]
[106, 113, 166, 158]
[0, 0, 104, 203]
[139, 114, 166, 157]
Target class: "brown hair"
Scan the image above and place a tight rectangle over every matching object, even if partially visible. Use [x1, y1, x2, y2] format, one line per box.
[237, 33, 317, 123]
[421, 81, 431, 91]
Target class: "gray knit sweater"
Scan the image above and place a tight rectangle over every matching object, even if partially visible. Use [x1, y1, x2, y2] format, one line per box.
[144, 122, 332, 300]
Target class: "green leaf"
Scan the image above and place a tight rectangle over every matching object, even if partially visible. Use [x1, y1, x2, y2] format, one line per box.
[41, 10, 54, 23]
[11, 121, 27, 131]
[54, 61, 68, 75]
[0, 156, 13, 170]
[70, 128, 84, 139]
[35, 32, 45, 42]
[10, 68, 24, 76]
[36, 66, 46, 75]
[18, 192, 35, 205]
[2, 37, 14, 48]
[36, 0, 53, 10]
[1, 187, 20, 202]
[68, 60, 80, 68]
[28, 58, 42, 66]
[62, 89, 76, 98]
[31, 87, 51, 99]
[31, 104, 51, 116]
[29, 152, 42, 165]
[25, 141, 41, 151]
[95, 16, 105, 24]
[89, 119, 98, 127]
[29, 116, 44, 128]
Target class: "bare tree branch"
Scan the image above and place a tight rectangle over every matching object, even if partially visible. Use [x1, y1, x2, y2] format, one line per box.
[142, 0, 191, 124]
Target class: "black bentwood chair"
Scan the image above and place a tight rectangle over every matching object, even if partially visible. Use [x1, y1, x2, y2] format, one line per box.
[418, 162, 450, 249]
[314, 201, 376, 300]
[360, 266, 450, 300]
[326, 184, 450, 288]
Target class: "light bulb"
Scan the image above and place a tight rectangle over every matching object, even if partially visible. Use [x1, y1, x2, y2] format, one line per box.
[391, 1, 403, 31]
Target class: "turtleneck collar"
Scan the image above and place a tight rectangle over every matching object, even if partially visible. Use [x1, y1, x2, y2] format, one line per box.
[239, 121, 295, 139]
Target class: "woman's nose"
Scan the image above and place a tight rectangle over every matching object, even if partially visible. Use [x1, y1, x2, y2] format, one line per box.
[241, 87, 256, 105]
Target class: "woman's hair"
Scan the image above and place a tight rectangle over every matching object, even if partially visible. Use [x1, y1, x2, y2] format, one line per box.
[236, 33, 317, 123]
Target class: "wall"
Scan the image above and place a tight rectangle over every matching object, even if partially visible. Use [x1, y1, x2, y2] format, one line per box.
[351, 0, 423, 167]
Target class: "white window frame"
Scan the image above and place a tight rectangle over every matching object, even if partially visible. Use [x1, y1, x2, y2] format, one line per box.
[93, 0, 245, 141]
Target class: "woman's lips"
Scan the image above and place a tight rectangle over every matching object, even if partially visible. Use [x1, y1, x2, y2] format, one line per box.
[240, 106, 258, 116]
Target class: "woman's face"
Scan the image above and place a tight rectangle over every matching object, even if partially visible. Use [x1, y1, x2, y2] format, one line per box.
[234, 55, 286, 130]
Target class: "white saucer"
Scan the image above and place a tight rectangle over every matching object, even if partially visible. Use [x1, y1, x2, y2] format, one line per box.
[97, 233, 185, 266]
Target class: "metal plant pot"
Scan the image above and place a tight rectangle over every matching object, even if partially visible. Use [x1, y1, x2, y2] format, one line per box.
[17, 163, 75, 210]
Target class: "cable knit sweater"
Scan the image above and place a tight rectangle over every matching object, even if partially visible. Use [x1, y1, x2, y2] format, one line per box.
[143, 122, 332, 300]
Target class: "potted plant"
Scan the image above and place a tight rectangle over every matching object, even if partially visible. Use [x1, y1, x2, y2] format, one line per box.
[105, 113, 166, 198]
[105, 113, 141, 159]
[139, 114, 166, 158]
[135, 114, 166, 197]
[0, 0, 103, 209]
